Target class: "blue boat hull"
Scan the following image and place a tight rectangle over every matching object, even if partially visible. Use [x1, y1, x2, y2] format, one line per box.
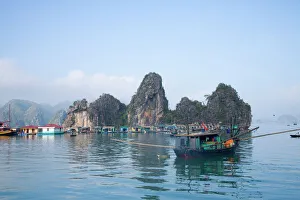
[174, 144, 237, 158]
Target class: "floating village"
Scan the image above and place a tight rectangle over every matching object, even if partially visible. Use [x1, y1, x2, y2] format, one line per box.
[0, 72, 298, 158]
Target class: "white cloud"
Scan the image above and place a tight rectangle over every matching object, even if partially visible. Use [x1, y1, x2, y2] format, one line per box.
[0, 59, 35, 87]
[53, 70, 139, 104]
[0, 59, 139, 105]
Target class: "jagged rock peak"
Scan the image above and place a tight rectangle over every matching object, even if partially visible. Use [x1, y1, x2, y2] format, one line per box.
[67, 99, 88, 113]
[63, 98, 91, 129]
[88, 93, 127, 127]
[205, 83, 252, 128]
[128, 72, 168, 126]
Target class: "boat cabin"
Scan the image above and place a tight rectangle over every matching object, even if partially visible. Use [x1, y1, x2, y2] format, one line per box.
[0, 121, 11, 132]
[175, 131, 233, 151]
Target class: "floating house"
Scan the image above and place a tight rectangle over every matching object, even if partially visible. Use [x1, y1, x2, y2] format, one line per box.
[93, 126, 102, 133]
[37, 124, 64, 135]
[189, 123, 202, 132]
[79, 127, 90, 133]
[102, 126, 115, 133]
[21, 125, 38, 135]
[142, 126, 152, 133]
[130, 126, 143, 133]
[176, 124, 186, 132]
[120, 126, 128, 133]
[156, 124, 167, 132]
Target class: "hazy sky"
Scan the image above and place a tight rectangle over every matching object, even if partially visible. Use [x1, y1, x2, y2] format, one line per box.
[0, 0, 299, 119]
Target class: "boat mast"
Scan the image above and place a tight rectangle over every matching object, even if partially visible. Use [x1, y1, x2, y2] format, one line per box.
[9, 104, 11, 127]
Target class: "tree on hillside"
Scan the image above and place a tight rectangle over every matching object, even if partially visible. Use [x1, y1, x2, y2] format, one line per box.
[161, 110, 177, 124]
[175, 97, 199, 134]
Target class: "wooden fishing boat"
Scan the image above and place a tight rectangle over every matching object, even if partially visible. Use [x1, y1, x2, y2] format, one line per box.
[0, 105, 17, 136]
[174, 131, 238, 158]
[173, 126, 258, 158]
[68, 128, 77, 137]
[0, 121, 17, 136]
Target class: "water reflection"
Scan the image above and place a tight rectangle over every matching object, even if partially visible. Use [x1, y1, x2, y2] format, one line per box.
[128, 133, 170, 192]
[173, 135, 262, 199]
[174, 154, 240, 194]
[174, 155, 239, 177]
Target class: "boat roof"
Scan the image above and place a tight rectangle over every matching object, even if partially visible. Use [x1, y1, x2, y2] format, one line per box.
[175, 131, 220, 137]
[22, 125, 38, 129]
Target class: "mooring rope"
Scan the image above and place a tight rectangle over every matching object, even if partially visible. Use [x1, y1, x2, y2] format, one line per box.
[112, 128, 300, 148]
[239, 128, 300, 141]
[111, 138, 175, 148]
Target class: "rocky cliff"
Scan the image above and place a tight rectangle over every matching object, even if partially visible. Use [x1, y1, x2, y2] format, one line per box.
[204, 83, 252, 127]
[127, 72, 168, 126]
[62, 99, 92, 129]
[89, 93, 127, 127]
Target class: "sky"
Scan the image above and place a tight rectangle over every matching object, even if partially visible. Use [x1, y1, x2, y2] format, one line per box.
[0, 0, 300, 120]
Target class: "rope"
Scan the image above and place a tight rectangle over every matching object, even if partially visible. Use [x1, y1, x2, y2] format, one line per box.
[239, 128, 300, 141]
[112, 128, 300, 147]
[111, 138, 175, 148]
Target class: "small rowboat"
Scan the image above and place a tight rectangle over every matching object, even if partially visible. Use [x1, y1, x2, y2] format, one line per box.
[290, 132, 300, 138]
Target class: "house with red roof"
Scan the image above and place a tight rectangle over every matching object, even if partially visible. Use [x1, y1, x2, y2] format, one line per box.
[37, 124, 64, 135]
[21, 125, 39, 135]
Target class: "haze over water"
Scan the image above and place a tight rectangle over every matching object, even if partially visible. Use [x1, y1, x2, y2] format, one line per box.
[1, 122, 300, 199]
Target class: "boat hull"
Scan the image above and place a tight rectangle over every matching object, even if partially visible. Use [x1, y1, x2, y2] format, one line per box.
[290, 134, 300, 138]
[0, 130, 17, 136]
[174, 145, 236, 158]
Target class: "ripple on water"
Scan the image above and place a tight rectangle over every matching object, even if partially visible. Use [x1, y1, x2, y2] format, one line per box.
[1, 125, 300, 199]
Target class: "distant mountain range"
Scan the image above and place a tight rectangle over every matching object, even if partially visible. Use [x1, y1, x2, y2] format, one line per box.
[253, 114, 300, 125]
[277, 114, 299, 125]
[0, 99, 70, 127]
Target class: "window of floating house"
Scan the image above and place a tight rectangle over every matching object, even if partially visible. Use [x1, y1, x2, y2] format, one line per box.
[47, 128, 49, 131]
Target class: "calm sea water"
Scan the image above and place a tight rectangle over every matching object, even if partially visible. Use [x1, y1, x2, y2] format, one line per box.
[1, 122, 300, 200]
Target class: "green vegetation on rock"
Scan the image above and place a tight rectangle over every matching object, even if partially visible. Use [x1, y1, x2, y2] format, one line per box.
[89, 94, 127, 128]
[203, 83, 252, 127]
